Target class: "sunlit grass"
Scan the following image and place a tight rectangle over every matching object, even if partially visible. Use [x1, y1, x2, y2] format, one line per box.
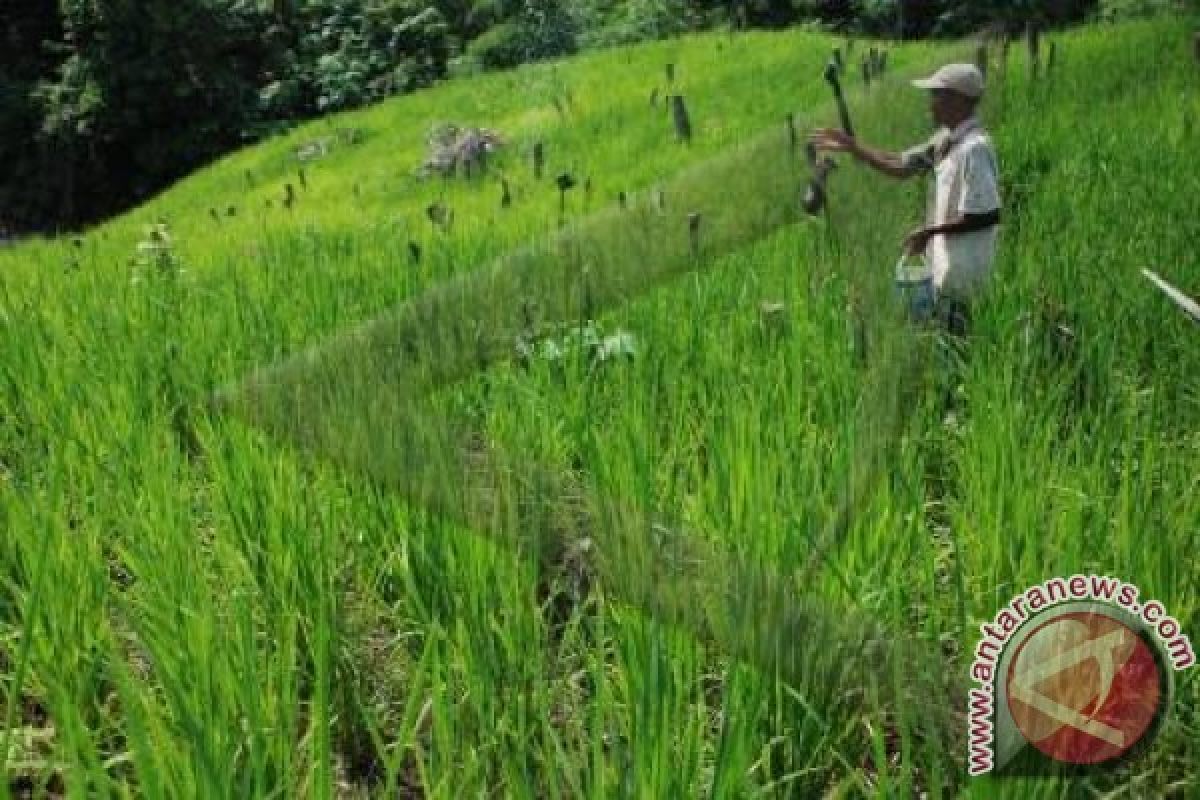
[1, 15, 1197, 799]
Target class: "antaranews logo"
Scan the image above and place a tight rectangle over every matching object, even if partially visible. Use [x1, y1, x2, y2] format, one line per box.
[967, 574, 1195, 777]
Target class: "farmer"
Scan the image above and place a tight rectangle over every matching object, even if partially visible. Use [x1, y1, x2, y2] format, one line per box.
[809, 63, 1001, 335]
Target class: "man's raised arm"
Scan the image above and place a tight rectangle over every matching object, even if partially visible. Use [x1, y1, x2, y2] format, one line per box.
[809, 128, 919, 180]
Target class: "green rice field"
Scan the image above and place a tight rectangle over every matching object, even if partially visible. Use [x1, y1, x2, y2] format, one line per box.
[1, 14, 1197, 798]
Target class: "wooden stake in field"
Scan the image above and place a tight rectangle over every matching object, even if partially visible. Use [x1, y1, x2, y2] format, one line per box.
[649, 87, 659, 108]
[688, 212, 702, 257]
[1027, 22, 1041, 79]
[533, 141, 545, 180]
[426, 201, 451, 231]
[671, 95, 693, 144]
[408, 241, 421, 265]
[1047, 41, 1057, 75]
[298, 167, 307, 190]
[500, 178, 512, 209]
[666, 62, 675, 84]
[618, 191, 627, 210]
[976, 43, 988, 78]
[556, 173, 575, 220]
[786, 112, 797, 154]
[283, 183, 295, 210]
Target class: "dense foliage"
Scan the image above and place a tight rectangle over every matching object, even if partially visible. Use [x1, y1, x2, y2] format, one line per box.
[2, 0, 1185, 233]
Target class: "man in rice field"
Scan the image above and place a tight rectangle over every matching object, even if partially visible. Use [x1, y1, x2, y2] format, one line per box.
[810, 63, 1001, 335]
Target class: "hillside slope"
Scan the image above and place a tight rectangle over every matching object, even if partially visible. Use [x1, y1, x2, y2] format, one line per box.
[2, 18, 1198, 799]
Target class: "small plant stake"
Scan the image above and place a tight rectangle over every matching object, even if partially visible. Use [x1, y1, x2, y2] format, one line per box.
[408, 241, 422, 264]
[671, 95, 693, 143]
[1047, 41, 1057, 75]
[501, 178, 512, 209]
[650, 88, 659, 108]
[1028, 22, 1041, 80]
[666, 63, 675, 84]
[618, 190, 628, 210]
[786, 113, 797, 154]
[533, 142, 545, 180]
[283, 183, 295, 210]
[556, 173, 576, 221]
[976, 44, 988, 78]
[687, 212, 702, 257]
[298, 167, 307, 190]
[426, 201, 451, 231]
[824, 60, 855, 138]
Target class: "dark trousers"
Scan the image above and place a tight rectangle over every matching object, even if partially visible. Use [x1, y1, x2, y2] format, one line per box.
[934, 294, 972, 338]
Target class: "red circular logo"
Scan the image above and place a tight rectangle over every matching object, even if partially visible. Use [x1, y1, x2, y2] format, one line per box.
[1005, 611, 1164, 765]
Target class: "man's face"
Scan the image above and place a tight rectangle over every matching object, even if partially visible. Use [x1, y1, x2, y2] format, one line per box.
[929, 89, 954, 126]
[930, 89, 973, 127]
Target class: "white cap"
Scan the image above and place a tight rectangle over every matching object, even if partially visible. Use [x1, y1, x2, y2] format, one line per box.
[911, 63, 985, 98]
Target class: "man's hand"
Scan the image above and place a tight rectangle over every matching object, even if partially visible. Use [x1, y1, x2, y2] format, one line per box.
[903, 226, 933, 257]
[809, 128, 857, 154]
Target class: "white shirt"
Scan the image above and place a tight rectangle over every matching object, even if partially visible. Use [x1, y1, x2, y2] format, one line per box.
[901, 117, 1001, 299]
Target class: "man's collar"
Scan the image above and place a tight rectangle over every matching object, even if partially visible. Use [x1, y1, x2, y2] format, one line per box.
[946, 116, 981, 143]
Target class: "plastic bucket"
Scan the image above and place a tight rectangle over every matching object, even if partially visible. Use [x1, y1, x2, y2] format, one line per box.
[894, 255, 935, 322]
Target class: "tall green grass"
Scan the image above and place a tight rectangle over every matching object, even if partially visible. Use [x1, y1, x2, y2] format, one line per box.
[1, 15, 1197, 799]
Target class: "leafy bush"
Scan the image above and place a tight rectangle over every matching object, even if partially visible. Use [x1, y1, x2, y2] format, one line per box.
[466, 21, 531, 68]
[1095, 0, 1181, 20]
[578, 0, 704, 48]
[466, 0, 578, 69]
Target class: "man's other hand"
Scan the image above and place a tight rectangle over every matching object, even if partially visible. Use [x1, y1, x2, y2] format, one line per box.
[903, 226, 933, 256]
[809, 128, 857, 153]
